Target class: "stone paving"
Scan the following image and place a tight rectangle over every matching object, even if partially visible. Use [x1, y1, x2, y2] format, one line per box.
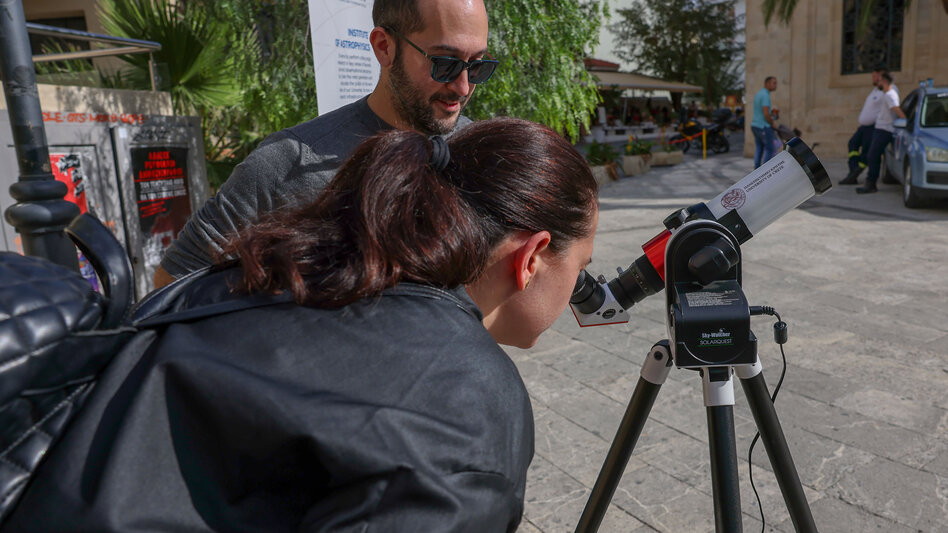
[506, 143, 948, 533]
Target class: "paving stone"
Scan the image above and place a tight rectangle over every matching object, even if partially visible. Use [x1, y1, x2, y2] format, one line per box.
[516, 519, 544, 533]
[778, 494, 919, 533]
[831, 388, 948, 435]
[532, 403, 649, 488]
[524, 454, 649, 532]
[835, 456, 948, 531]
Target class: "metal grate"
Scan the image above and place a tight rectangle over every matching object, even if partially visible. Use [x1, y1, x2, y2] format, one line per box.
[841, 0, 904, 75]
[926, 172, 948, 185]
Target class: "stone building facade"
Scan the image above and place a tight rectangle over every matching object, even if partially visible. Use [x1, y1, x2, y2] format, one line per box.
[23, 0, 103, 30]
[744, 0, 948, 158]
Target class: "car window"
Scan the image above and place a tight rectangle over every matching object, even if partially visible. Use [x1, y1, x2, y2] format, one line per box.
[920, 93, 948, 128]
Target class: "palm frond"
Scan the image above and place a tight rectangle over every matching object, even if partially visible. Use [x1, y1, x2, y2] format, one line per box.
[97, 0, 242, 114]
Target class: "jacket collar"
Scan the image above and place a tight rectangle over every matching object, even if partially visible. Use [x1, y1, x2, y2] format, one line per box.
[382, 283, 483, 321]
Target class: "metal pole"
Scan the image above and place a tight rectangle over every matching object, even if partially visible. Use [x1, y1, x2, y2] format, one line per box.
[1, 0, 79, 269]
[149, 52, 157, 91]
[707, 405, 743, 533]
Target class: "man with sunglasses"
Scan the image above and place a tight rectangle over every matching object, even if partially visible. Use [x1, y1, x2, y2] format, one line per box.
[155, 0, 493, 288]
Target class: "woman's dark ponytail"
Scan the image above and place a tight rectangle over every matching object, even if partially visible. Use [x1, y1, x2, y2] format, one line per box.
[227, 117, 597, 307]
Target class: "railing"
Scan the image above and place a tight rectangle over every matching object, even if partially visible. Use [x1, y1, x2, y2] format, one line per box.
[26, 23, 162, 90]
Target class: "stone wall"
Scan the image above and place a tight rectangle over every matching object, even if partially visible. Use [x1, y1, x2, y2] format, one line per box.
[0, 83, 172, 116]
[744, 0, 948, 159]
[23, 0, 127, 73]
[24, 0, 105, 33]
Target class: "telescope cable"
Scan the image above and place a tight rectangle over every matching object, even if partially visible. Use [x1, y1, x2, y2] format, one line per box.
[747, 306, 788, 533]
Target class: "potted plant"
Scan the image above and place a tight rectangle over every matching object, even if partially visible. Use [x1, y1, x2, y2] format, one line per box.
[585, 141, 619, 185]
[652, 142, 685, 166]
[622, 137, 653, 176]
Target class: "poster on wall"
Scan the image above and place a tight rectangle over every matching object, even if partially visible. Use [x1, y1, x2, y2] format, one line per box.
[50, 152, 100, 290]
[50, 153, 88, 214]
[308, 0, 379, 115]
[129, 146, 192, 273]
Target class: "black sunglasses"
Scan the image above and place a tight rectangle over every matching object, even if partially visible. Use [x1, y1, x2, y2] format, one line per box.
[384, 27, 499, 84]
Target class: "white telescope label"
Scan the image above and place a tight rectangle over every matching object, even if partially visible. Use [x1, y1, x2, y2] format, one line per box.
[705, 151, 814, 235]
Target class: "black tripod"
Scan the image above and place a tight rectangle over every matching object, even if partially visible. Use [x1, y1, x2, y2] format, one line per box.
[574, 221, 818, 533]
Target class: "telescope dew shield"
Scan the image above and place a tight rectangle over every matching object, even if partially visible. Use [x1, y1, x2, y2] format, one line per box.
[704, 138, 830, 238]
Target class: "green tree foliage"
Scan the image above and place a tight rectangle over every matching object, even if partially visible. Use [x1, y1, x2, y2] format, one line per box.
[198, 0, 320, 185]
[98, 0, 242, 114]
[465, 0, 607, 142]
[203, 0, 319, 141]
[95, 0, 318, 187]
[610, 0, 744, 110]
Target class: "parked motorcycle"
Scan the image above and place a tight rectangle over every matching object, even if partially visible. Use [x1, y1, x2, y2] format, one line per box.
[669, 116, 730, 154]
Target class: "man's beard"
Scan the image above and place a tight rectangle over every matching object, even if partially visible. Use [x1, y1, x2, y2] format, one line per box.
[388, 54, 469, 135]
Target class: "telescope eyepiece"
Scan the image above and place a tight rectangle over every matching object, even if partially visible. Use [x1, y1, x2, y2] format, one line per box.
[571, 270, 605, 314]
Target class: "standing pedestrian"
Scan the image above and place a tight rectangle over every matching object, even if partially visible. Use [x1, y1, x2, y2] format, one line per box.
[856, 71, 905, 194]
[751, 76, 779, 168]
[154, 0, 497, 288]
[857, 71, 905, 194]
[840, 68, 885, 185]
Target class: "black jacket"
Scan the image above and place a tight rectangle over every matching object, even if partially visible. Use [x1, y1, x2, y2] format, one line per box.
[5, 270, 533, 532]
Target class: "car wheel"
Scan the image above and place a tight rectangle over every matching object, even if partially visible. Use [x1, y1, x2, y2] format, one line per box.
[880, 152, 898, 184]
[903, 162, 924, 208]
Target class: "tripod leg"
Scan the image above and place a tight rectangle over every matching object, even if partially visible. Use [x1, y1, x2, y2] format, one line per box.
[703, 367, 743, 533]
[736, 360, 818, 533]
[575, 341, 674, 533]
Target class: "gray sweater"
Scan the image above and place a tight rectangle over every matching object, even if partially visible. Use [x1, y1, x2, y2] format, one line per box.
[160, 97, 471, 277]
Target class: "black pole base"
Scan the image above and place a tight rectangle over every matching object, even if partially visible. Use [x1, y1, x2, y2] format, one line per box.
[1, 0, 80, 271]
[5, 180, 80, 270]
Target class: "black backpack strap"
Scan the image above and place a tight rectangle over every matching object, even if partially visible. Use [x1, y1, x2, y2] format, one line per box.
[131, 263, 296, 329]
[134, 279, 476, 329]
[133, 291, 295, 329]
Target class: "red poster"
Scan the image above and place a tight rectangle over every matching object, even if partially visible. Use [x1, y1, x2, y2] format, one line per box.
[130, 146, 192, 269]
[50, 153, 98, 291]
[50, 153, 88, 214]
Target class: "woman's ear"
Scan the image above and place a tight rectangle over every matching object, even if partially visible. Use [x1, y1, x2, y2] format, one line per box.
[370, 27, 397, 68]
[512, 231, 551, 291]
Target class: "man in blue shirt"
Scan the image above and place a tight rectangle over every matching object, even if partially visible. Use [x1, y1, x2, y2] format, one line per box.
[751, 76, 778, 168]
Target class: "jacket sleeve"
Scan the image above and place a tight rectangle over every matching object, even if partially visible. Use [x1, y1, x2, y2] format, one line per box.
[159, 132, 327, 277]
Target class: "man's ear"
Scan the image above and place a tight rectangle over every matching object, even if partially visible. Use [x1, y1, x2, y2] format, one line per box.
[370, 27, 396, 68]
[512, 231, 551, 291]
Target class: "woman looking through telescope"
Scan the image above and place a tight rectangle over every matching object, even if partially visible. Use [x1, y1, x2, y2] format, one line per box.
[6, 117, 599, 532]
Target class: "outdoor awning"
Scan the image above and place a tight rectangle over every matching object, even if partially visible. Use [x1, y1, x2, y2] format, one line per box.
[591, 70, 703, 93]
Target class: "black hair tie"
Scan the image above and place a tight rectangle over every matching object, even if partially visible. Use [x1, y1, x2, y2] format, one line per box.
[429, 135, 451, 172]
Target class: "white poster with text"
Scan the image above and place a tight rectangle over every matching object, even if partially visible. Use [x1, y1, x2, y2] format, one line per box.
[308, 0, 379, 115]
